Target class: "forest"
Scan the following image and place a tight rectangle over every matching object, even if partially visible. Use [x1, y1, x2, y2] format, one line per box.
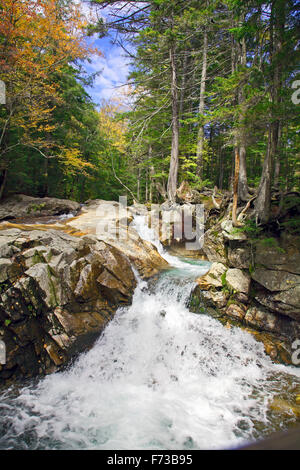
[0, 0, 299, 225]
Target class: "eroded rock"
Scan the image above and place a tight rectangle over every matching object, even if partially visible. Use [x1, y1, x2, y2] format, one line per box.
[0, 227, 136, 385]
[226, 268, 250, 294]
[66, 199, 168, 278]
[0, 194, 80, 221]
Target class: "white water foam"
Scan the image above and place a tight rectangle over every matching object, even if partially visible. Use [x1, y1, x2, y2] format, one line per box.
[131, 214, 204, 274]
[0, 214, 299, 450]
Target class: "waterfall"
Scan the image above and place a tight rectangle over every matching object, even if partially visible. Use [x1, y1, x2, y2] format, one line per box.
[0, 215, 299, 450]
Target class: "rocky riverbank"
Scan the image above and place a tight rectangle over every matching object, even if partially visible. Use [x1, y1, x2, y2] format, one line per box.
[1, 190, 299, 386]
[0, 194, 81, 221]
[187, 194, 300, 365]
[146, 183, 300, 365]
[0, 197, 168, 386]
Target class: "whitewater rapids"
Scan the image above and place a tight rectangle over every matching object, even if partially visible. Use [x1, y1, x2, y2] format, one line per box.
[0, 215, 299, 450]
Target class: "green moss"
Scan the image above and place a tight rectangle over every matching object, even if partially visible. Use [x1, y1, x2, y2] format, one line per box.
[226, 296, 245, 310]
[221, 272, 230, 292]
[46, 265, 58, 307]
[221, 272, 226, 287]
[189, 294, 201, 310]
[258, 237, 285, 253]
[32, 250, 46, 265]
[249, 263, 255, 275]
[231, 219, 263, 239]
[221, 272, 235, 294]
[0, 281, 10, 294]
[226, 297, 236, 308]
[26, 202, 46, 214]
[27, 304, 37, 317]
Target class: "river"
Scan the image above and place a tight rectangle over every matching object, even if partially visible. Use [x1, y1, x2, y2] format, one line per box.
[0, 215, 299, 449]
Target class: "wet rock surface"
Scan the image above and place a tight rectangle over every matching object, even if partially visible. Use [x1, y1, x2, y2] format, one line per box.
[189, 215, 300, 365]
[0, 227, 136, 385]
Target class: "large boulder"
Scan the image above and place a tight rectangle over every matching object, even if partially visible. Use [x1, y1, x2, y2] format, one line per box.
[202, 226, 227, 263]
[66, 200, 168, 278]
[189, 243, 300, 364]
[254, 235, 300, 275]
[248, 236, 300, 322]
[227, 245, 252, 269]
[221, 218, 247, 241]
[0, 194, 80, 221]
[244, 305, 300, 339]
[225, 268, 251, 294]
[188, 197, 300, 365]
[0, 227, 136, 385]
[197, 262, 227, 289]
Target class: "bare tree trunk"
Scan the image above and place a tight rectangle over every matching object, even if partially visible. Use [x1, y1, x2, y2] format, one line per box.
[145, 167, 148, 202]
[255, 128, 272, 223]
[232, 145, 240, 227]
[273, 125, 281, 189]
[179, 49, 187, 125]
[156, 180, 168, 200]
[149, 169, 153, 203]
[149, 145, 154, 203]
[218, 148, 224, 190]
[196, 27, 208, 179]
[137, 166, 141, 202]
[167, 45, 179, 203]
[230, 16, 238, 199]
[255, 0, 285, 222]
[238, 36, 250, 201]
[238, 143, 249, 201]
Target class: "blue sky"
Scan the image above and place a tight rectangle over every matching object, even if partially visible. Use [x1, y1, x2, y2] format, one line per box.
[84, 36, 132, 106]
[79, 1, 134, 107]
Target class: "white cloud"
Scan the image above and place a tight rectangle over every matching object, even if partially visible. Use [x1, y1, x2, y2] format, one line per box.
[88, 47, 131, 103]
[77, 0, 141, 105]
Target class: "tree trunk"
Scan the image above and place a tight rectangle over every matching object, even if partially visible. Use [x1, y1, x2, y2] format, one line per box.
[232, 145, 240, 227]
[167, 45, 179, 202]
[148, 145, 154, 203]
[238, 36, 250, 201]
[150, 166, 154, 203]
[137, 166, 141, 202]
[255, 0, 285, 222]
[0, 168, 8, 200]
[238, 144, 249, 201]
[273, 124, 281, 189]
[196, 27, 208, 179]
[218, 147, 224, 189]
[145, 167, 148, 202]
[179, 49, 188, 125]
[255, 128, 272, 223]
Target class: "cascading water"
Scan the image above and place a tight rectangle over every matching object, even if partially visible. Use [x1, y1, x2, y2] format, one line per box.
[0, 215, 299, 450]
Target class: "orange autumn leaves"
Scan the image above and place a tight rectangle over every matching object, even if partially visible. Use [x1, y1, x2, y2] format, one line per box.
[99, 99, 128, 155]
[0, 0, 101, 173]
